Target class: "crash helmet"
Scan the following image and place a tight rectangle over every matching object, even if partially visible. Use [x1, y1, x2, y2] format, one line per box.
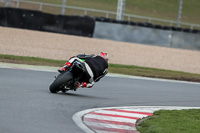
[99, 52, 109, 61]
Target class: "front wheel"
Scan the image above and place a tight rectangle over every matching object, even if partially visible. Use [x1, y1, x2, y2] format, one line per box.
[49, 71, 74, 93]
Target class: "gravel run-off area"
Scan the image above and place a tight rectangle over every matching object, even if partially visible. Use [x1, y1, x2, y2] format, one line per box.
[0, 26, 200, 74]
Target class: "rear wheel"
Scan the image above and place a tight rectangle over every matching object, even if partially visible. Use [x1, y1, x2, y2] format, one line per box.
[49, 71, 74, 93]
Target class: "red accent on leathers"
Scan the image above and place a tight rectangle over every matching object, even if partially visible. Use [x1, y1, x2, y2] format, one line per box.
[65, 62, 71, 67]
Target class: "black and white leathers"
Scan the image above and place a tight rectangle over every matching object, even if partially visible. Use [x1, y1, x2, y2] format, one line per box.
[68, 54, 108, 88]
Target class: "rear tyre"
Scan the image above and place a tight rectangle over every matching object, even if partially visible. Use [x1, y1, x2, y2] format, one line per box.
[49, 71, 74, 93]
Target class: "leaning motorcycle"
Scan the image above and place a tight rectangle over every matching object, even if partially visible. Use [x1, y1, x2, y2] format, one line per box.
[49, 61, 85, 93]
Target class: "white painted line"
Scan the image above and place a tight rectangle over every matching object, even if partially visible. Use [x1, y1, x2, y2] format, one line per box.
[95, 131, 115, 133]
[73, 109, 97, 133]
[118, 109, 154, 113]
[0, 62, 58, 72]
[85, 121, 137, 130]
[0, 62, 200, 85]
[91, 110, 148, 118]
[107, 73, 200, 85]
[84, 114, 137, 123]
[95, 131, 116, 133]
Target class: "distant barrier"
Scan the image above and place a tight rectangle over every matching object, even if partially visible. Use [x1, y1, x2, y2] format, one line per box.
[0, 8, 200, 50]
[0, 7, 95, 37]
[95, 17, 200, 34]
[2, 0, 200, 30]
[93, 21, 200, 50]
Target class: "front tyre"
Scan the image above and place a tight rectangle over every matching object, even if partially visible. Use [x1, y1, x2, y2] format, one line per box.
[49, 71, 73, 93]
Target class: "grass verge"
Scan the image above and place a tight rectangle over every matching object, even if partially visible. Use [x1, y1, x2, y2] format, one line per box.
[20, 0, 200, 28]
[137, 109, 200, 133]
[1, 54, 200, 83]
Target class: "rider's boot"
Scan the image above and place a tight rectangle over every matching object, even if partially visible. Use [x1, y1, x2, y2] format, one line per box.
[73, 81, 81, 91]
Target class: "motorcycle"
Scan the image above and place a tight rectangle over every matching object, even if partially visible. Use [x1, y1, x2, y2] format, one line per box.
[49, 61, 85, 93]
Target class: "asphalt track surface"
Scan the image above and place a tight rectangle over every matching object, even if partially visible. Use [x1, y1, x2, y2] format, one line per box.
[0, 67, 200, 133]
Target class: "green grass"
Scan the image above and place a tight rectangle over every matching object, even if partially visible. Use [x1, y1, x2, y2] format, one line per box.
[137, 109, 200, 133]
[1, 54, 200, 83]
[109, 64, 200, 82]
[0, 54, 65, 66]
[16, 0, 200, 29]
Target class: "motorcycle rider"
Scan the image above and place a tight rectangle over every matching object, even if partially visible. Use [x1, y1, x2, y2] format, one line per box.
[58, 52, 109, 90]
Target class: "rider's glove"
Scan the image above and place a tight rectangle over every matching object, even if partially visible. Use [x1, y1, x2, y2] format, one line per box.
[58, 67, 66, 73]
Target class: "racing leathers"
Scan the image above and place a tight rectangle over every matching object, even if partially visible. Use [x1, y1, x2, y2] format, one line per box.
[59, 54, 108, 88]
